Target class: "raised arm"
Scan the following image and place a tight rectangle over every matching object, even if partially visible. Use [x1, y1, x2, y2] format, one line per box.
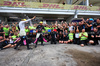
[21, 16, 36, 23]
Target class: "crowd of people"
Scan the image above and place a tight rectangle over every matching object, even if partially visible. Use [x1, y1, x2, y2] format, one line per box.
[0, 17, 100, 50]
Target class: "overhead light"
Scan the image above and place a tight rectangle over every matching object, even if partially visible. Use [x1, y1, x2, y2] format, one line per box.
[58, 18, 64, 19]
[9, 17, 18, 18]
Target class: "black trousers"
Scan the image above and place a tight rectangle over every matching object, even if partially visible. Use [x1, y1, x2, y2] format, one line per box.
[51, 38, 56, 44]
[93, 38, 99, 45]
[88, 34, 92, 40]
[36, 34, 43, 46]
[74, 38, 80, 45]
[0, 40, 8, 49]
[0, 42, 4, 49]
[14, 36, 29, 49]
[80, 39, 89, 45]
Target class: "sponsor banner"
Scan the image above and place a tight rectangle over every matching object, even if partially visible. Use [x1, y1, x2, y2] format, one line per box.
[0, 0, 100, 11]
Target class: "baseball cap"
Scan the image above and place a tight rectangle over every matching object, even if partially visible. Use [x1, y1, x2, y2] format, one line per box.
[89, 18, 94, 21]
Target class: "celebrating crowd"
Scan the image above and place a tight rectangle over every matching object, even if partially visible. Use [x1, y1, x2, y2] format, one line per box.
[0, 17, 100, 50]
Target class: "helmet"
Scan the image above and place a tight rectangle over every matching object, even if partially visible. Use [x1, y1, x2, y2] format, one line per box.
[21, 19, 26, 21]
[39, 21, 43, 24]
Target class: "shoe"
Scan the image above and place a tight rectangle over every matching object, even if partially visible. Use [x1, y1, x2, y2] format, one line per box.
[14, 48, 21, 50]
[35, 45, 37, 48]
[14, 47, 16, 49]
[54, 43, 56, 44]
[0, 48, 3, 50]
[27, 48, 32, 50]
[96, 43, 99, 45]
[41, 44, 44, 46]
